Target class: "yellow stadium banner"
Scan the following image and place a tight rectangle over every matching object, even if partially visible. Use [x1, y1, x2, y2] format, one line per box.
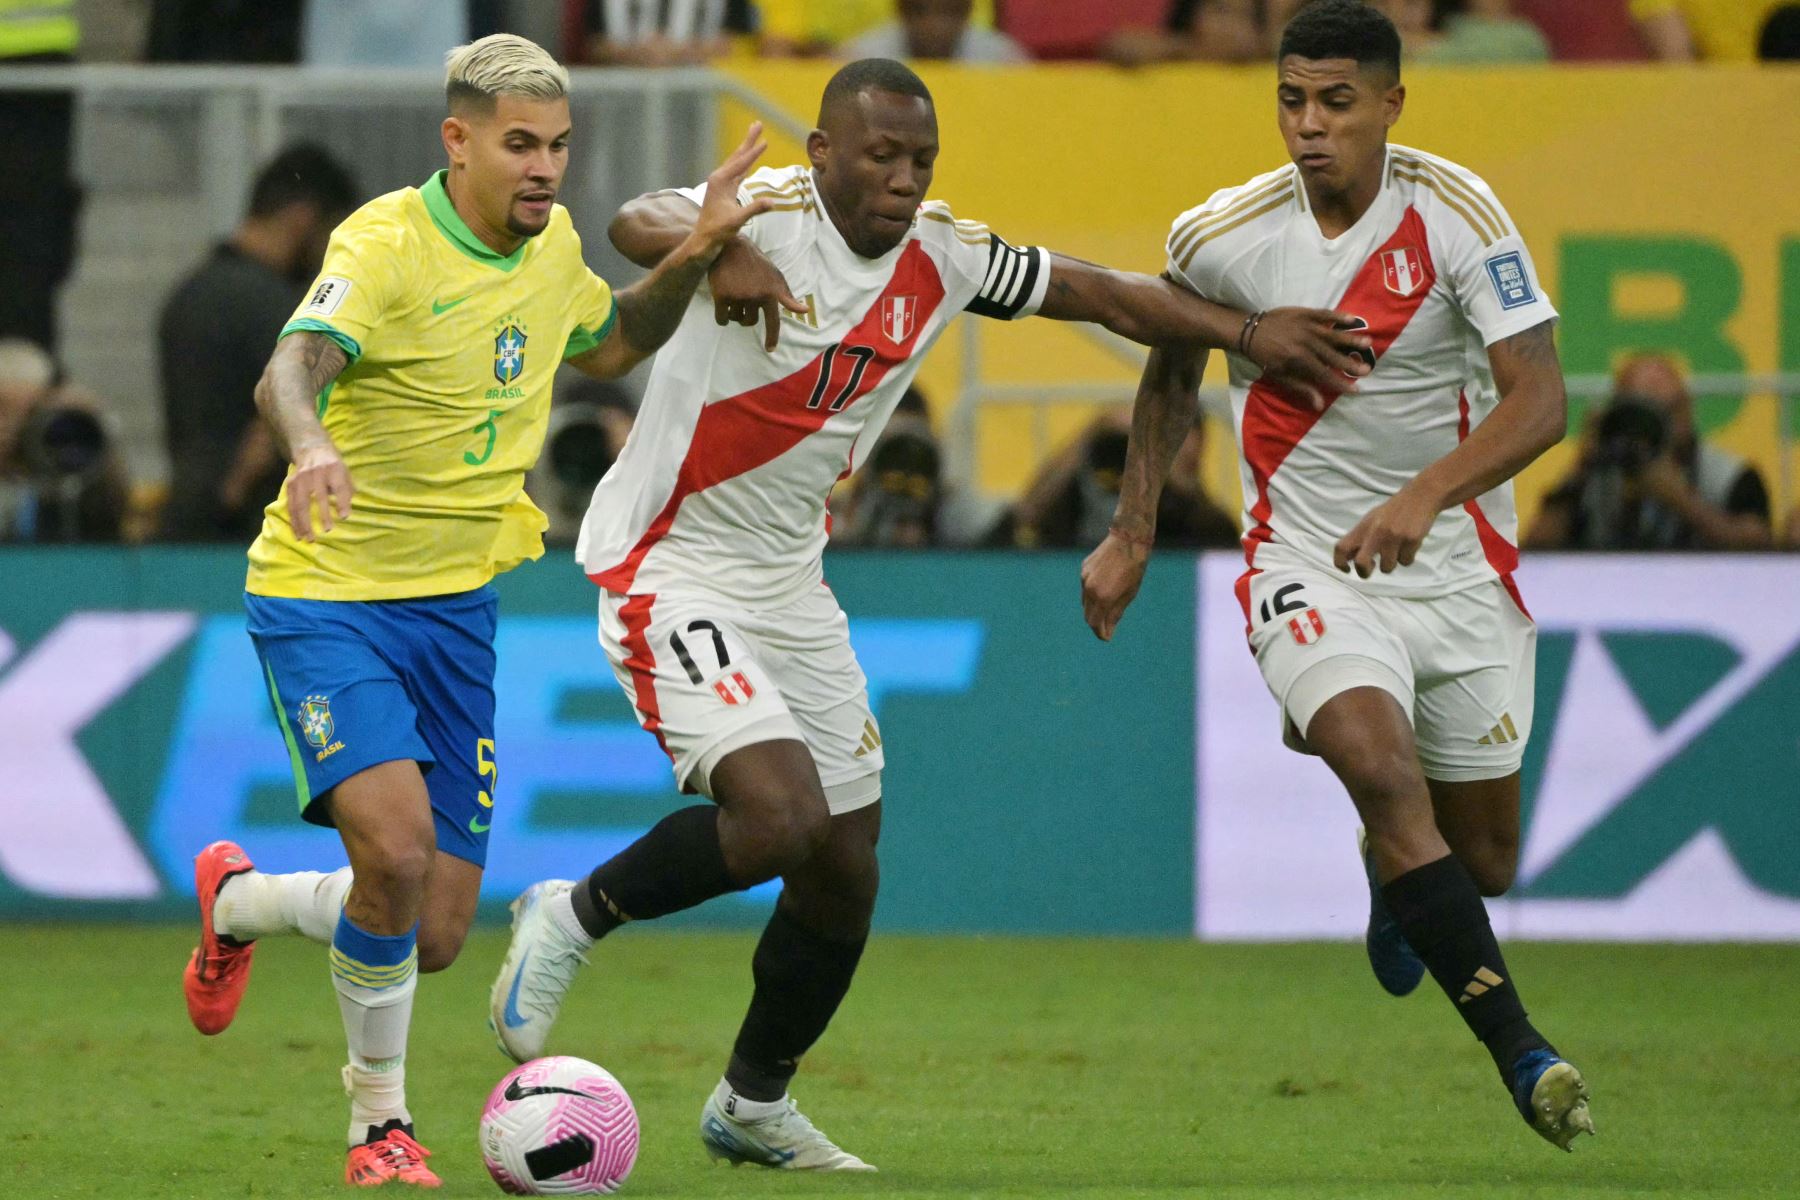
[720, 65, 1800, 526]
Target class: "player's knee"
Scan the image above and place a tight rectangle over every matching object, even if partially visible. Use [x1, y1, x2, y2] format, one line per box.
[355, 837, 435, 904]
[761, 799, 832, 876]
[1463, 834, 1519, 897]
[416, 923, 466, 973]
[1337, 746, 1428, 817]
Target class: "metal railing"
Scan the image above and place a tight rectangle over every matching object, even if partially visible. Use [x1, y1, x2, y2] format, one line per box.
[948, 317, 1800, 508]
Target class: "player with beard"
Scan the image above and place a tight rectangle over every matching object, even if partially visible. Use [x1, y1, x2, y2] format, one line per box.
[178, 34, 781, 1187]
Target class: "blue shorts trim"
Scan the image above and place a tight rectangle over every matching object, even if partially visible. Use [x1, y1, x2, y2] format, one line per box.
[245, 586, 499, 867]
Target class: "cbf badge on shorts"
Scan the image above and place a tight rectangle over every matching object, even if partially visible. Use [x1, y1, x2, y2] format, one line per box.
[1289, 608, 1326, 646]
[300, 694, 346, 762]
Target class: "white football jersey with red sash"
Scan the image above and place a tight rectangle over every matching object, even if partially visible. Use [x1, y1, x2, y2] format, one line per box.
[1165, 144, 1558, 605]
[577, 165, 1049, 604]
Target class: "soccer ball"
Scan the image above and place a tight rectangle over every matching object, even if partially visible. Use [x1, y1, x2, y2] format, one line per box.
[480, 1056, 639, 1195]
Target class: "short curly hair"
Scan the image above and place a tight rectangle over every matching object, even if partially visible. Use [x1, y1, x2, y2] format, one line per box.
[1277, 0, 1402, 79]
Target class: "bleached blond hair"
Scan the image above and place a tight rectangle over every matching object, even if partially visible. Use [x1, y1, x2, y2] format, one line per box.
[445, 34, 569, 112]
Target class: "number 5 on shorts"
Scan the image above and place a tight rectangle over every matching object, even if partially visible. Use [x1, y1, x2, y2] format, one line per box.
[470, 737, 496, 833]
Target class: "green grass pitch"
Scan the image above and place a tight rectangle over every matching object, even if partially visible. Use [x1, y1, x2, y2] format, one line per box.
[4, 927, 1796, 1198]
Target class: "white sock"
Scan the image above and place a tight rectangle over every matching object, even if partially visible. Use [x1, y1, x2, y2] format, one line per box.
[331, 916, 418, 1146]
[713, 1076, 786, 1121]
[214, 868, 353, 944]
[547, 884, 596, 948]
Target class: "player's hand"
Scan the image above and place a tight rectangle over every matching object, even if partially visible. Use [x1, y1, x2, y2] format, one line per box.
[286, 441, 353, 541]
[709, 237, 810, 351]
[689, 123, 784, 261]
[1334, 486, 1437, 578]
[1081, 530, 1151, 641]
[1247, 308, 1373, 411]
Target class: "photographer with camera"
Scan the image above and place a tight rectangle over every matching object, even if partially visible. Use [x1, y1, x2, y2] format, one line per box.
[0, 338, 128, 542]
[1006, 407, 1238, 550]
[1525, 354, 1772, 551]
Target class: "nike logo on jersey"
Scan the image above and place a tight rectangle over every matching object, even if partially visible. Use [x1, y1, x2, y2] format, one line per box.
[431, 295, 471, 315]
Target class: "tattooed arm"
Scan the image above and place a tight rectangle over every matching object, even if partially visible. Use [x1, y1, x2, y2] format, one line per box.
[1334, 319, 1567, 577]
[253, 330, 350, 540]
[1080, 342, 1209, 640]
[569, 123, 792, 379]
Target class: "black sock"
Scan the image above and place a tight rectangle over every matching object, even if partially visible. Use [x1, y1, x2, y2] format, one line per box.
[570, 805, 738, 940]
[1381, 854, 1551, 1081]
[725, 903, 868, 1102]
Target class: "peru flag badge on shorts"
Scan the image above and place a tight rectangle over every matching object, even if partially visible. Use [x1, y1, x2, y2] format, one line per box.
[1289, 607, 1326, 645]
[881, 295, 917, 344]
[1382, 247, 1426, 297]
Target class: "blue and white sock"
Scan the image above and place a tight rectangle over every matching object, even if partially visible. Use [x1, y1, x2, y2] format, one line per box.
[330, 913, 418, 1145]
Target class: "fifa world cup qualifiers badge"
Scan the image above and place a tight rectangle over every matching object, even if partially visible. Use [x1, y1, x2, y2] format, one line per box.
[299, 695, 345, 763]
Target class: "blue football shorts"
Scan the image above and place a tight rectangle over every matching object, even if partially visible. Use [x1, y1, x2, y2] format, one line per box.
[244, 584, 498, 867]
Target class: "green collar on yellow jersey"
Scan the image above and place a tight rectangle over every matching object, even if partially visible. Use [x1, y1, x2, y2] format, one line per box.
[422, 171, 528, 272]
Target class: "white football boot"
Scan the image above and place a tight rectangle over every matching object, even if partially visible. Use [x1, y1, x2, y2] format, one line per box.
[699, 1079, 875, 1171]
[488, 879, 586, 1063]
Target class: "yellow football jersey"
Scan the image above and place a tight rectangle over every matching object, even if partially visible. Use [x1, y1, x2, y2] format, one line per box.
[247, 171, 616, 601]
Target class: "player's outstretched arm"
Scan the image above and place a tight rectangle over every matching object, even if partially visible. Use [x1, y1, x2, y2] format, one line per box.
[253, 330, 351, 541]
[573, 125, 807, 377]
[1334, 318, 1567, 578]
[1080, 342, 1208, 642]
[610, 191, 807, 353]
[1034, 255, 1371, 402]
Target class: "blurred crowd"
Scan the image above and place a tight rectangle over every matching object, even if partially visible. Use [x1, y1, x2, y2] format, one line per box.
[2, 1, 1797, 547]
[15, 0, 1800, 68]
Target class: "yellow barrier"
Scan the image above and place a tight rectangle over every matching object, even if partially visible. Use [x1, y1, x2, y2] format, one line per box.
[719, 64, 1800, 527]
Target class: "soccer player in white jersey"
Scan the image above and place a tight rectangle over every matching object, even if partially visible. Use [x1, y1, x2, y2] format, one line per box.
[488, 56, 1375, 1171]
[1081, 0, 1594, 1152]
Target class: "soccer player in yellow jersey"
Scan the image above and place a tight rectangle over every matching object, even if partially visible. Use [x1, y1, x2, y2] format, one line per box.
[177, 33, 790, 1187]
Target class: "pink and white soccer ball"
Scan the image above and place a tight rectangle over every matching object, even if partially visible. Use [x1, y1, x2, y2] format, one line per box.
[481, 1056, 639, 1195]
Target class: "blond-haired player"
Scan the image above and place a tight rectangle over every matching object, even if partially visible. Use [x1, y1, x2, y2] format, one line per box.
[177, 33, 782, 1187]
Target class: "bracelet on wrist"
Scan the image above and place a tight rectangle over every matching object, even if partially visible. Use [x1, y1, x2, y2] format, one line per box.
[1237, 310, 1266, 357]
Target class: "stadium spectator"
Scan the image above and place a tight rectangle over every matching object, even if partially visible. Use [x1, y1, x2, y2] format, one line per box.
[1631, 0, 1795, 61]
[759, 0, 999, 56]
[838, 0, 1029, 62]
[830, 388, 945, 547]
[1510, 0, 1647, 60]
[157, 145, 358, 542]
[1759, 5, 1800, 58]
[1415, 0, 1549, 63]
[1006, 410, 1238, 549]
[0, 338, 129, 543]
[0, 0, 80, 357]
[302, 0, 470, 67]
[145, 0, 303, 62]
[1524, 354, 1773, 551]
[1100, 1, 1265, 67]
[576, 0, 756, 66]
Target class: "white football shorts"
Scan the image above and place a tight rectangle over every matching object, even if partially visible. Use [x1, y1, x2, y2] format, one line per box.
[1240, 545, 1537, 782]
[598, 584, 882, 813]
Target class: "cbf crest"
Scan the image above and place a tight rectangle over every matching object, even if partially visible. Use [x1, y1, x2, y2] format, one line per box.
[494, 323, 528, 385]
[299, 694, 345, 763]
[299, 695, 334, 747]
